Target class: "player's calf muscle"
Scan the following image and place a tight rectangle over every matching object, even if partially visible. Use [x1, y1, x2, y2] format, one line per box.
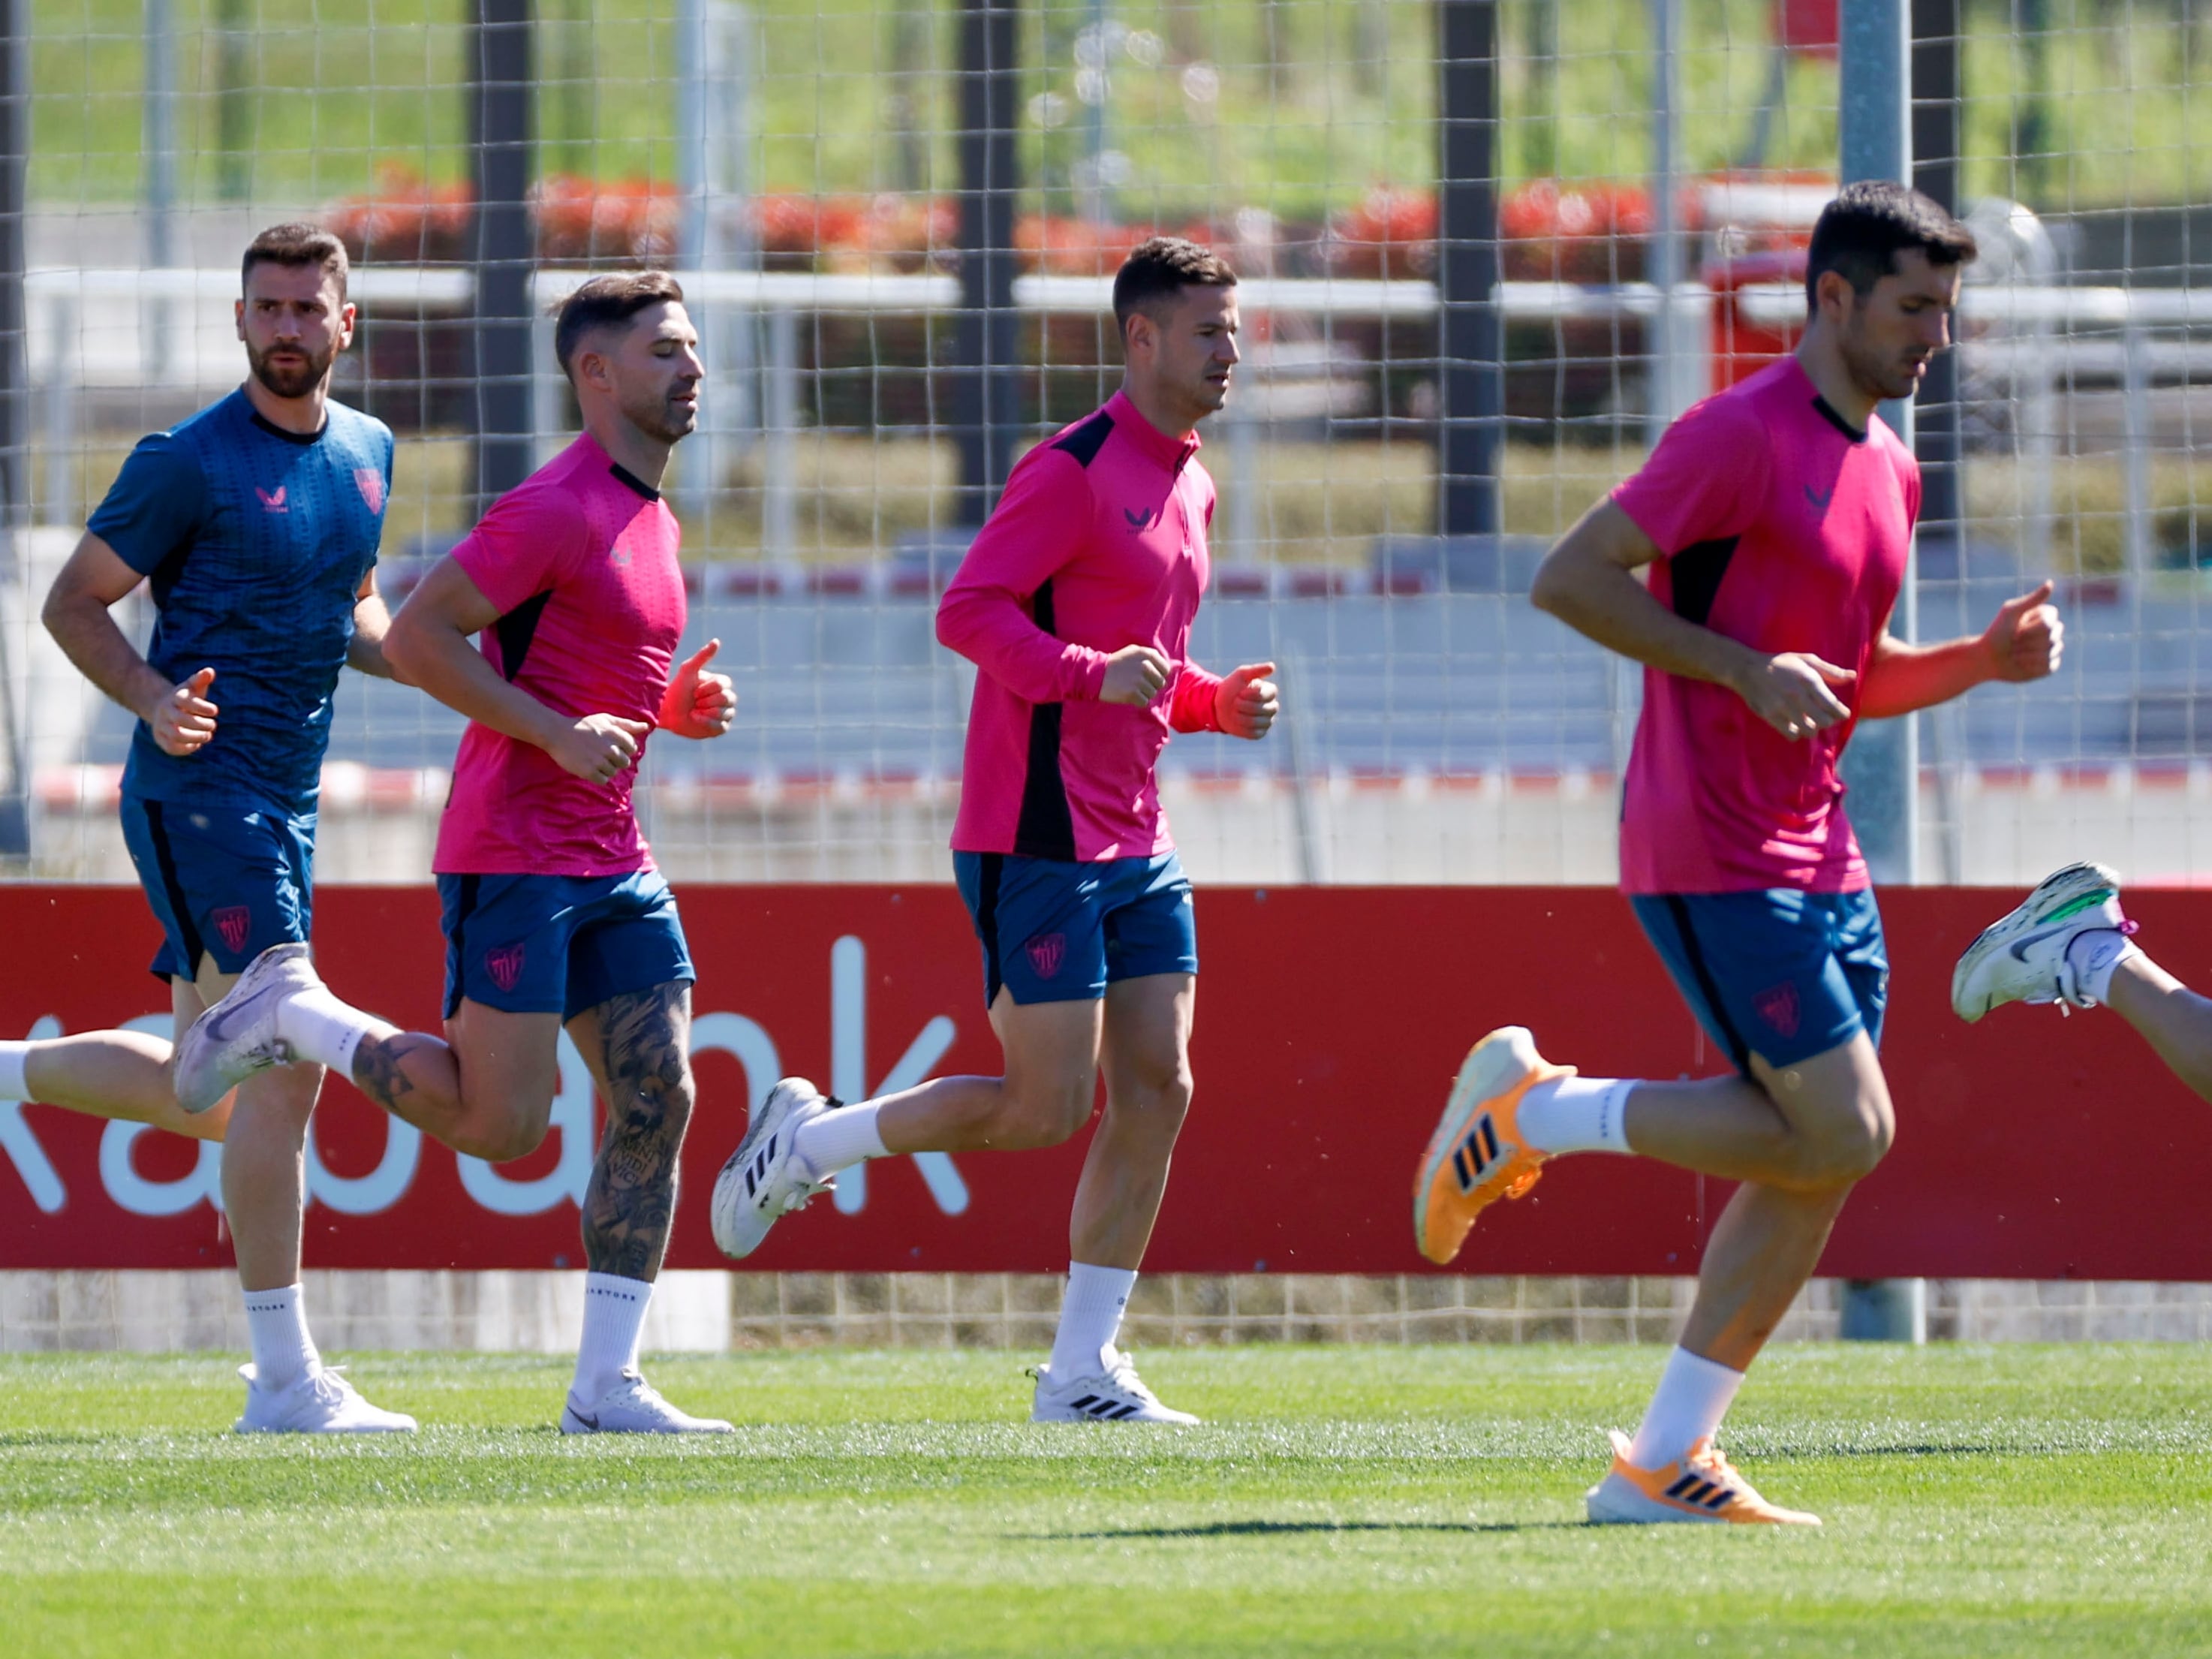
[582, 984, 694, 1280]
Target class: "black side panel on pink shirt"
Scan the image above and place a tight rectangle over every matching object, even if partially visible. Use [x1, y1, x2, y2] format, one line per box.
[1669, 537, 1738, 630]
[1013, 577, 1079, 860]
[495, 590, 555, 680]
[1052, 410, 1115, 468]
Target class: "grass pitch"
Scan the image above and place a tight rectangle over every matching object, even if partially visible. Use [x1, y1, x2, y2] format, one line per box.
[3, 1344, 2209, 1657]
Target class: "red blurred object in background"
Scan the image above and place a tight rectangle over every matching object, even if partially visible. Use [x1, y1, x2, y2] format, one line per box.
[327, 164, 474, 263]
[1774, 0, 1839, 57]
[532, 175, 680, 264]
[1325, 187, 1438, 279]
[1708, 245, 1808, 390]
[1498, 180, 1657, 282]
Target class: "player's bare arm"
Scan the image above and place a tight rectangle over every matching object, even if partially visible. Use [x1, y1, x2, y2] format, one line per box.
[1532, 499, 1856, 741]
[345, 568, 401, 682]
[1855, 580, 2063, 718]
[656, 638, 736, 739]
[42, 531, 219, 756]
[384, 557, 652, 783]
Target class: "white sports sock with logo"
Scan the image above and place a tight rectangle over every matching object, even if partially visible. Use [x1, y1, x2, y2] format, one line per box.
[275, 986, 378, 1079]
[793, 1101, 889, 1180]
[2066, 928, 2138, 1006]
[242, 1283, 321, 1394]
[1048, 1263, 1137, 1380]
[0, 1042, 28, 1100]
[1516, 1076, 1636, 1156]
[572, 1272, 652, 1404]
[1626, 1346, 1745, 1469]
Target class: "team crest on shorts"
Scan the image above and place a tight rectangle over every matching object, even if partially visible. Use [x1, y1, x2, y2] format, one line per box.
[1025, 932, 1067, 980]
[485, 943, 526, 993]
[1753, 982, 1801, 1039]
[211, 906, 251, 953]
[354, 468, 386, 514]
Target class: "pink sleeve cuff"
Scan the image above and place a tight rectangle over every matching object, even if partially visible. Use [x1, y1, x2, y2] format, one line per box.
[1064, 647, 1109, 702]
[1168, 662, 1226, 733]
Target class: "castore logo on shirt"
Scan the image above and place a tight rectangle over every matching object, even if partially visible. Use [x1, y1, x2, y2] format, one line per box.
[254, 485, 287, 513]
[1123, 504, 1162, 532]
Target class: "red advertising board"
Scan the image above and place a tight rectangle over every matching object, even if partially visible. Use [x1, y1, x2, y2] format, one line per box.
[2, 884, 2207, 1278]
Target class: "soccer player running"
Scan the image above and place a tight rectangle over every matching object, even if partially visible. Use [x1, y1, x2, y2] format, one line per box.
[26, 224, 412, 1431]
[1412, 183, 2064, 1524]
[173, 272, 739, 1435]
[708, 238, 1280, 1424]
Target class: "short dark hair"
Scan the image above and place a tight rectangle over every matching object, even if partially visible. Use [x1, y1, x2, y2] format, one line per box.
[1804, 180, 1977, 314]
[1112, 236, 1237, 342]
[554, 270, 686, 381]
[242, 222, 349, 301]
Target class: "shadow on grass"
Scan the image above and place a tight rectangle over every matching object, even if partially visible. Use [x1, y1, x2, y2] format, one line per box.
[1738, 1442, 2001, 1461]
[1024, 1518, 1583, 1540]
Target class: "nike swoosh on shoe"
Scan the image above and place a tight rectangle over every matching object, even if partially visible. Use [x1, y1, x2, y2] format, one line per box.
[2008, 925, 2069, 961]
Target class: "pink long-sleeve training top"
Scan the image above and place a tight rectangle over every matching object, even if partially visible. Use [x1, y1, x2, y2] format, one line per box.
[938, 390, 1226, 862]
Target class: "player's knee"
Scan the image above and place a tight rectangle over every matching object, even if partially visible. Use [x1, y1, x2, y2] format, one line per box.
[450, 1113, 549, 1164]
[997, 1078, 1094, 1149]
[628, 1075, 696, 1145]
[1790, 1110, 1891, 1189]
[1116, 1062, 1192, 1133]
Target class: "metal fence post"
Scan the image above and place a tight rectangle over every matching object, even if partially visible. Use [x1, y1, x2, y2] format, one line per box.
[1837, 0, 1925, 1343]
[468, 0, 537, 513]
[1437, 0, 1500, 537]
[0, 0, 28, 860]
[953, 0, 1019, 527]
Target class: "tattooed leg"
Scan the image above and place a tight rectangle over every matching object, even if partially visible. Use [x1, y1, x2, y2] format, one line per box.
[570, 981, 696, 1282]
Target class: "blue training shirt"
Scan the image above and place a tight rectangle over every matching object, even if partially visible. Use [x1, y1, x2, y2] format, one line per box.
[87, 388, 393, 811]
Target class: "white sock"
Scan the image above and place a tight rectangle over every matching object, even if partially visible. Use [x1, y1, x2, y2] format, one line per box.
[1626, 1345, 1745, 1469]
[0, 1040, 27, 1100]
[275, 985, 379, 1078]
[1517, 1075, 1636, 1155]
[1048, 1262, 1137, 1380]
[793, 1100, 889, 1179]
[2066, 928, 2138, 1006]
[242, 1283, 321, 1394]
[572, 1272, 652, 1402]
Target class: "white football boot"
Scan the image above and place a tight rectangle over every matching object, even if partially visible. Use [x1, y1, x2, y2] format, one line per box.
[561, 1370, 734, 1435]
[1952, 861, 2136, 1022]
[233, 1364, 417, 1434]
[173, 941, 322, 1114]
[1031, 1350, 1199, 1425]
[709, 1076, 836, 1259]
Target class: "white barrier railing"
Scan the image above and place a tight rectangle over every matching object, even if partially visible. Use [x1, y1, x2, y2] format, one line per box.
[20, 267, 2205, 566]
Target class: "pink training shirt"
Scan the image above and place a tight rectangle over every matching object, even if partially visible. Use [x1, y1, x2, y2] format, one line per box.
[433, 432, 687, 877]
[939, 390, 1226, 861]
[1612, 355, 1918, 895]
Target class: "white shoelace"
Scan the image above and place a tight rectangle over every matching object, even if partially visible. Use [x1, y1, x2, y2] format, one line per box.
[1100, 1354, 1161, 1404]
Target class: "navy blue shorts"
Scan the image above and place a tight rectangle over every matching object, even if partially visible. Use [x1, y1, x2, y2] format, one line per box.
[953, 851, 1198, 1008]
[1630, 888, 1888, 1074]
[119, 792, 315, 983]
[437, 870, 695, 1022]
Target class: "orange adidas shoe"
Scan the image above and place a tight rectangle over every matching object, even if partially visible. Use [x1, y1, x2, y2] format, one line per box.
[1412, 1026, 1572, 1266]
[1585, 1431, 1822, 1526]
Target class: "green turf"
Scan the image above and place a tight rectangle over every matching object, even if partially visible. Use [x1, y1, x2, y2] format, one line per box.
[25, 0, 2212, 215]
[2, 1344, 2209, 1657]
